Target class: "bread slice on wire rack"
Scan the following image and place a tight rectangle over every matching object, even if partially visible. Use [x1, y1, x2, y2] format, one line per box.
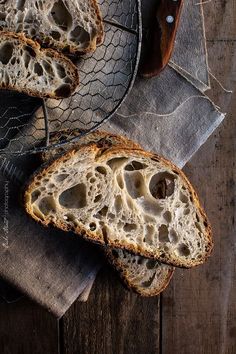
[0, 32, 79, 98]
[0, 0, 104, 54]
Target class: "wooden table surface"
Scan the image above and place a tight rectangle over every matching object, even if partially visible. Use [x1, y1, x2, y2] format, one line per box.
[1, 1, 236, 353]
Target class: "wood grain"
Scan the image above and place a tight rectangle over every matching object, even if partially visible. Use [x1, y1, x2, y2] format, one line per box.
[161, 1, 236, 353]
[0, 298, 59, 354]
[62, 268, 160, 354]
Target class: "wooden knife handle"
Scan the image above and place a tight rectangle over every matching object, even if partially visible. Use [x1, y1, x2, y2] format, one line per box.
[140, 0, 184, 78]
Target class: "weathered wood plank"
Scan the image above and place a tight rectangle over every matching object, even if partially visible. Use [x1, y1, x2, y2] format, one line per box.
[161, 1, 236, 352]
[0, 298, 59, 354]
[62, 268, 160, 354]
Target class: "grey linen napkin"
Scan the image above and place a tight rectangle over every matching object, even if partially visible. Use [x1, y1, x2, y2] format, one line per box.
[0, 0, 225, 315]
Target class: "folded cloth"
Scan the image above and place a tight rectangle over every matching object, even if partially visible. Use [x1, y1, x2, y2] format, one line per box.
[105, 66, 224, 168]
[0, 165, 104, 318]
[0, 0, 225, 315]
[170, 0, 210, 92]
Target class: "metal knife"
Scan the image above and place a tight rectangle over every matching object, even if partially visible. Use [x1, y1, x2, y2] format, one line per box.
[140, 0, 184, 78]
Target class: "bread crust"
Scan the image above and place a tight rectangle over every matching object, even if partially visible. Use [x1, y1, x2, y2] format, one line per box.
[0, 31, 79, 99]
[24, 140, 213, 268]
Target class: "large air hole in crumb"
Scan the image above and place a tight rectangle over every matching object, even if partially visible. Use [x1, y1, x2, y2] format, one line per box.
[124, 171, 146, 199]
[123, 223, 137, 232]
[158, 224, 169, 243]
[38, 196, 56, 216]
[29, 28, 36, 36]
[59, 183, 86, 208]
[163, 210, 172, 223]
[55, 84, 72, 98]
[169, 229, 179, 244]
[137, 258, 145, 265]
[96, 166, 107, 175]
[51, 0, 72, 31]
[184, 208, 190, 215]
[149, 172, 176, 199]
[54, 174, 69, 182]
[50, 31, 61, 40]
[56, 63, 66, 78]
[34, 63, 43, 76]
[124, 160, 147, 171]
[70, 26, 90, 44]
[0, 42, 14, 65]
[42, 60, 53, 75]
[177, 243, 190, 257]
[94, 194, 102, 203]
[108, 213, 115, 220]
[89, 223, 96, 231]
[179, 191, 189, 204]
[95, 206, 108, 219]
[11, 57, 16, 65]
[23, 52, 30, 68]
[31, 190, 41, 203]
[146, 259, 158, 269]
[24, 45, 36, 58]
[107, 157, 128, 170]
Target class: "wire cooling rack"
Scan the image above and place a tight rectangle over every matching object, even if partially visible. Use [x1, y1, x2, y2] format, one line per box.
[0, 0, 142, 155]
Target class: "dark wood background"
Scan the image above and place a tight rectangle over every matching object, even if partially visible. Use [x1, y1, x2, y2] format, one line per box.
[1, 1, 236, 353]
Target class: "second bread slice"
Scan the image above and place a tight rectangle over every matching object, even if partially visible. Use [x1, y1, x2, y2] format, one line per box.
[0, 32, 79, 98]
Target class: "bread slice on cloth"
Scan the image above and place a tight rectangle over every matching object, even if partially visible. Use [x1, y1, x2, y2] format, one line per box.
[24, 134, 213, 268]
[0, 32, 79, 98]
[0, 0, 104, 54]
[39, 129, 174, 296]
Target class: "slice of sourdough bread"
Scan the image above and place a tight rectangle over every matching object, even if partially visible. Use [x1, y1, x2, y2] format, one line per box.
[24, 139, 213, 268]
[105, 248, 174, 296]
[0, 0, 104, 54]
[40, 130, 174, 296]
[0, 32, 79, 98]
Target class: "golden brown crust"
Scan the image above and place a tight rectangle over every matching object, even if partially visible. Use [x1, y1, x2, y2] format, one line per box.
[91, 0, 104, 46]
[0, 31, 79, 99]
[24, 137, 213, 268]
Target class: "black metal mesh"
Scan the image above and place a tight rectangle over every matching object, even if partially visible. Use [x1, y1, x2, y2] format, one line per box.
[0, 0, 141, 155]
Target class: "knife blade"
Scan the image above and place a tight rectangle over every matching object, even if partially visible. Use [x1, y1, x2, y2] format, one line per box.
[140, 0, 184, 78]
